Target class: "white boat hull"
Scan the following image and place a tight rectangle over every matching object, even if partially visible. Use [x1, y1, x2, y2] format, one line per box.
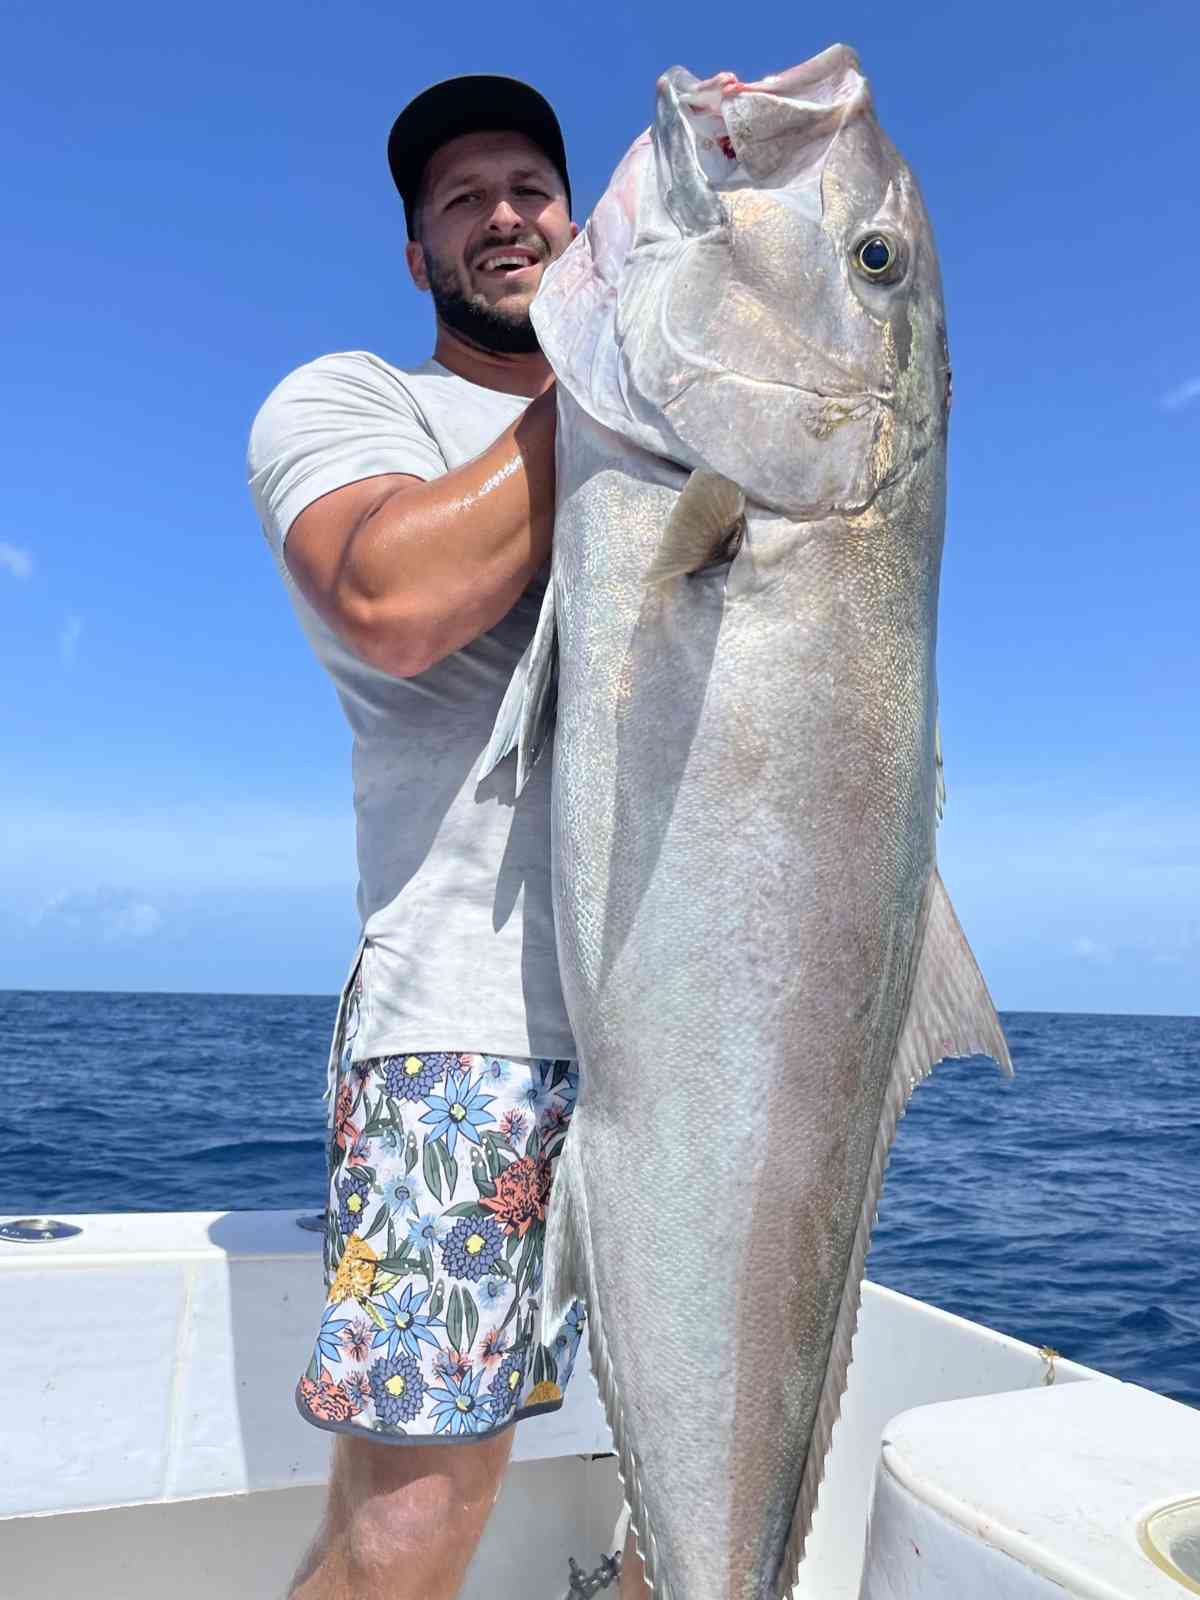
[0, 1210, 1109, 1597]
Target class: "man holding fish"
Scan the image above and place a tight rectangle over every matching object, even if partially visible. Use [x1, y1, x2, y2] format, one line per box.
[251, 47, 1009, 1600]
[249, 74, 650, 1599]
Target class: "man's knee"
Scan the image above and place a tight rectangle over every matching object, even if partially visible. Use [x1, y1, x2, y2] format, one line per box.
[332, 1430, 513, 1577]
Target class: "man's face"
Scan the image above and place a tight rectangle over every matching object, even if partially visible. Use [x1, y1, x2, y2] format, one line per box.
[406, 129, 576, 354]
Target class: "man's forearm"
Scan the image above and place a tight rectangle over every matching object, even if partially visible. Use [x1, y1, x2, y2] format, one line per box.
[334, 388, 558, 676]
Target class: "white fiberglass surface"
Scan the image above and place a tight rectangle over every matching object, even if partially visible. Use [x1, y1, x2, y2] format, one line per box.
[1142, 1499, 1200, 1593]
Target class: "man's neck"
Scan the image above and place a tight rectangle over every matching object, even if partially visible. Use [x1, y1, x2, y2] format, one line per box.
[431, 321, 554, 398]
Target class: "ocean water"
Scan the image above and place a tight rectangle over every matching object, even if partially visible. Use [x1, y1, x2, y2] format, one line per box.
[1, 992, 1196, 1407]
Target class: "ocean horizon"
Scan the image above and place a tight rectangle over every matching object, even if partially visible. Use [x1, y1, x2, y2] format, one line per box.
[2, 990, 1196, 1409]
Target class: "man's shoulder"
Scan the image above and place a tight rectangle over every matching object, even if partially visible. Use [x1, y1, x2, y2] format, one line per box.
[247, 350, 437, 470]
[246, 350, 528, 522]
[253, 349, 426, 422]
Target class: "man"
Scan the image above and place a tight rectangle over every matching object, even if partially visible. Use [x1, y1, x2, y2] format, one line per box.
[248, 78, 649, 1599]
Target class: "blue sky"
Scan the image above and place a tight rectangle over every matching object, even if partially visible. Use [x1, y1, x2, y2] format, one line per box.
[1, 0, 1196, 1011]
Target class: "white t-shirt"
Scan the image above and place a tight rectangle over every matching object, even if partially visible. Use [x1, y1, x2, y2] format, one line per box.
[247, 350, 574, 1062]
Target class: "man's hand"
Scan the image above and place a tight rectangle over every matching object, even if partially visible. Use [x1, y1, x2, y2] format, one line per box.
[285, 387, 557, 677]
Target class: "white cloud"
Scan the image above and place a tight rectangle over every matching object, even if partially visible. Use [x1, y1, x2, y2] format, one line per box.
[1071, 935, 1113, 964]
[0, 542, 33, 580]
[1161, 377, 1200, 412]
[108, 900, 162, 940]
[36, 887, 163, 944]
[937, 785, 1200, 1003]
[60, 614, 82, 666]
[0, 803, 355, 896]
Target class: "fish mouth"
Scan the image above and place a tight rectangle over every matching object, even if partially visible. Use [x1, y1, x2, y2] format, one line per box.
[672, 45, 870, 181]
[667, 361, 894, 412]
[657, 367, 905, 521]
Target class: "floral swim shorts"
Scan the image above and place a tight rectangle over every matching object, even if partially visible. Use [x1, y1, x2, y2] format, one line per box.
[296, 975, 586, 1444]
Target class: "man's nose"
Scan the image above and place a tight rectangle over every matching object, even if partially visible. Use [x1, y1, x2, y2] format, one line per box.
[486, 198, 523, 232]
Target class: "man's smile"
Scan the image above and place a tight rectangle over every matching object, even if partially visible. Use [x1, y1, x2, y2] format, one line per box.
[472, 245, 543, 279]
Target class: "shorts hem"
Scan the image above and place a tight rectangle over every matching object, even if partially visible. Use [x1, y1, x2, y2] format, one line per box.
[294, 1382, 565, 1445]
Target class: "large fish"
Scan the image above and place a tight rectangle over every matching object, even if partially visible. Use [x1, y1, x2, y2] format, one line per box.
[484, 44, 1010, 1600]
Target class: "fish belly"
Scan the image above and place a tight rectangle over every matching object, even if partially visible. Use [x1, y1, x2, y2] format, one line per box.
[545, 406, 933, 1599]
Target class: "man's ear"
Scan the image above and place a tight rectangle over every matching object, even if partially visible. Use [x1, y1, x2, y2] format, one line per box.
[569, 221, 579, 240]
[406, 239, 431, 293]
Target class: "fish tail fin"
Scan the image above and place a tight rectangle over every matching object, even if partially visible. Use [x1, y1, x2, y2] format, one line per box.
[546, 1122, 673, 1599]
[775, 869, 1010, 1596]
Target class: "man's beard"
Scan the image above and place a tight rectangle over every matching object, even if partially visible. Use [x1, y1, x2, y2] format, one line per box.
[425, 251, 542, 355]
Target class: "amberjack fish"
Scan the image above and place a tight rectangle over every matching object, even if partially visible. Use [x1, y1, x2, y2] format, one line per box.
[484, 45, 1010, 1600]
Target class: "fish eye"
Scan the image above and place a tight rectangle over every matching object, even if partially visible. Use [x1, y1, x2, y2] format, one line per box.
[852, 234, 903, 282]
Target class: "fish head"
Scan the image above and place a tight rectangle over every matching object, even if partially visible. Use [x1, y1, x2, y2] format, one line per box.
[534, 44, 949, 523]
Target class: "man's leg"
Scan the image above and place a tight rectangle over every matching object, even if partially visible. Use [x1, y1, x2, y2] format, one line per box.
[289, 1429, 513, 1600]
[620, 1527, 652, 1597]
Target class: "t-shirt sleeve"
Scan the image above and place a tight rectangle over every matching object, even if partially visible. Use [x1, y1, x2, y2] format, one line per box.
[246, 350, 448, 549]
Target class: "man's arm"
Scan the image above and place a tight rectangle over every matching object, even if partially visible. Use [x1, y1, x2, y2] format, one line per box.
[284, 387, 557, 678]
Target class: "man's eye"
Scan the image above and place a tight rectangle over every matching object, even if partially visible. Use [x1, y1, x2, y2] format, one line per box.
[445, 192, 479, 209]
[514, 186, 547, 198]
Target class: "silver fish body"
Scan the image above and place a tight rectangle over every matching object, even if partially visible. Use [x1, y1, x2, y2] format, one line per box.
[485, 45, 1009, 1600]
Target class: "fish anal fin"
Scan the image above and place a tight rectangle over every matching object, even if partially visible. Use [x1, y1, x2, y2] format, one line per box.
[774, 871, 1010, 1595]
[645, 469, 746, 586]
[479, 579, 557, 796]
[547, 1126, 674, 1599]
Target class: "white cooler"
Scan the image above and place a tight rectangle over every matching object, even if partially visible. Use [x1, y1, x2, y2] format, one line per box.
[858, 1379, 1200, 1598]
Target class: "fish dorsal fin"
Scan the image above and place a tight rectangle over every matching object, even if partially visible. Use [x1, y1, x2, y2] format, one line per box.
[775, 870, 1010, 1596]
[479, 577, 557, 797]
[644, 469, 746, 586]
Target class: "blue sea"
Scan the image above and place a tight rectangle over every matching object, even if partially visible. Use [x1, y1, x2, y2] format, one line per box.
[1, 993, 1196, 1407]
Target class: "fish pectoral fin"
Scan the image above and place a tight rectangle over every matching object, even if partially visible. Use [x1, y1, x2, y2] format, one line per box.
[897, 868, 1011, 1086]
[644, 469, 746, 586]
[479, 578, 557, 797]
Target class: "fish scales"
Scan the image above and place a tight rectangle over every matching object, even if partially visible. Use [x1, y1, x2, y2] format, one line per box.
[483, 43, 1009, 1600]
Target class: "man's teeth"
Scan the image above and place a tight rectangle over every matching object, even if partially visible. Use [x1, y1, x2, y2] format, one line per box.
[478, 255, 535, 273]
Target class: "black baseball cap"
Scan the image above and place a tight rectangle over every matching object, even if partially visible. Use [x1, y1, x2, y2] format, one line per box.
[388, 75, 571, 239]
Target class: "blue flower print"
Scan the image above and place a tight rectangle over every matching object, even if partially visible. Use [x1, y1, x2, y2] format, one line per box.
[427, 1367, 494, 1437]
[441, 1216, 505, 1281]
[419, 1068, 496, 1157]
[337, 1171, 371, 1236]
[382, 1172, 421, 1212]
[384, 1052, 448, 1102]
[370, 1285, 443, 1362]
[308, 979, 583, 1446]
[368, 1351, 425, 1425]
[478, 1056, 512, 1090]
[488, 1352, 526, 1420]
[519, 1064, 556, 1120]
[407, 1212, 448, 1252]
